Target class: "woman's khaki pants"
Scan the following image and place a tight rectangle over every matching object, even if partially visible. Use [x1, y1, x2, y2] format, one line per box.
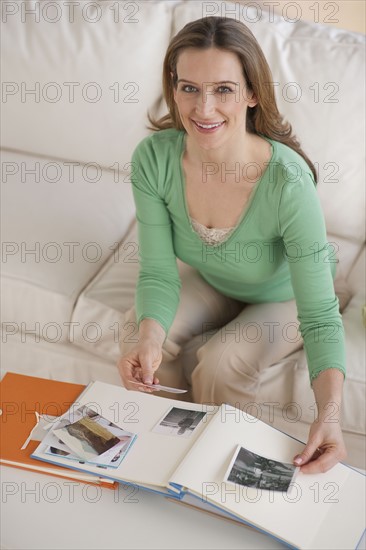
[119, 262, 348, 409]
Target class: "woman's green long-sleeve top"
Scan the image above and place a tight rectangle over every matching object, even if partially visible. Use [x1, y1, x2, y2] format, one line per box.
[130, 128, 346, 383]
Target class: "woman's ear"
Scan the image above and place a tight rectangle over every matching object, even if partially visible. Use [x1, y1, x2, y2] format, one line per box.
[242, 80, 257, 107]
[247, 90, 258, 108]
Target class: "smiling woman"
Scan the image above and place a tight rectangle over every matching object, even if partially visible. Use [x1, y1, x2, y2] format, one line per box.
[117, 16, 348, 475]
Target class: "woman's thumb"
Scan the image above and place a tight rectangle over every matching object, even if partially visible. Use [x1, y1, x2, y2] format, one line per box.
[294, 439, 319, 466]
[140, 355, 153, 386]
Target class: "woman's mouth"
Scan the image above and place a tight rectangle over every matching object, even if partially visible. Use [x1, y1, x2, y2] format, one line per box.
[192, 120, 226, 133]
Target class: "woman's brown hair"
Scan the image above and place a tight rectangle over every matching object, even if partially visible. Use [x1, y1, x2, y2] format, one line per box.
[147, 16, 317, 182]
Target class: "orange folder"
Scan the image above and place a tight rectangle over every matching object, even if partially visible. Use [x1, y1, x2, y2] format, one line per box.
[0, 372, 116, 489]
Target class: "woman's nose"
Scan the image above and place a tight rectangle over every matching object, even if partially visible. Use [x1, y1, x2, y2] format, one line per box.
[195, 86, 216, 116]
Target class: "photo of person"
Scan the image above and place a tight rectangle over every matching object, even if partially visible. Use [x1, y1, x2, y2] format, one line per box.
[225, 446, 298, 492]
[153, 407, 206, 438]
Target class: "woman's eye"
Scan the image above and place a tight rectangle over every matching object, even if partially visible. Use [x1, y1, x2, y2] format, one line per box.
[217, 86, 233, 94]
[181, 85, 197, 93]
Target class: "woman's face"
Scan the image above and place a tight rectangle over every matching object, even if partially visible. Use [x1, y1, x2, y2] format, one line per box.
[172, 47, 257, 151]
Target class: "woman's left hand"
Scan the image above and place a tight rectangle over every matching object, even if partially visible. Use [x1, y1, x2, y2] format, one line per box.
[293, 416, 347, 474]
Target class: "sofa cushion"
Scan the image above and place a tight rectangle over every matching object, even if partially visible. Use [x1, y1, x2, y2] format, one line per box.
[1, 149, 135, 341]
[0, 329, 120, 385]
[1, 0, 176, 169]
[327, 232, 365, 280]
[171, 1, 365, 246]
[70, 222, 140, 359]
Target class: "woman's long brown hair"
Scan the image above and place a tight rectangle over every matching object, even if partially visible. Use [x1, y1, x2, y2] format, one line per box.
[147, 16, 317, 182]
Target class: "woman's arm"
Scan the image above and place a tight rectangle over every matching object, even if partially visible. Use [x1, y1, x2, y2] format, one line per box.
[139, 317, 166, 346]
[294, 368, 347, 472]
[118, 136, 181, 389]
[278, 168, 346, 383]
[130, 137, 181, 337]
[277, 166, 347, 472]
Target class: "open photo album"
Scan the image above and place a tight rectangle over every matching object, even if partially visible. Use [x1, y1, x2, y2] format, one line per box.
[29, 378, 365, 550]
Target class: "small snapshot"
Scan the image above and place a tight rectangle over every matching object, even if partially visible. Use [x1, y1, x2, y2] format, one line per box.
[130, 381, 188, 394]
[153, 407, 206, 438]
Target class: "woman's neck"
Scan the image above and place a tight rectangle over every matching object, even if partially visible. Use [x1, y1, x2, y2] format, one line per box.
[185, 130, 262, 165]
[183, 130, 270, 183]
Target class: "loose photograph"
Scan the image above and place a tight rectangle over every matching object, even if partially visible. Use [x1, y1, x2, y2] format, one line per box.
[225, 445, 299, 492]
[153, 407, 206, 438]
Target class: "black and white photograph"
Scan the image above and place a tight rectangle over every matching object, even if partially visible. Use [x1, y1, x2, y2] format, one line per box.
[225, 446, 298, 492]
[152, 407, 206, 438]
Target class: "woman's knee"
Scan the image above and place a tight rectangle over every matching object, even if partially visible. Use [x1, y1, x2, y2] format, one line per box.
[191, 336, 260, 405]
[167, 261, 243, 346]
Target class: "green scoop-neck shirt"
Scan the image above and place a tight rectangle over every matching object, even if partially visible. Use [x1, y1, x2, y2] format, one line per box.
[130, 128, 345, 382]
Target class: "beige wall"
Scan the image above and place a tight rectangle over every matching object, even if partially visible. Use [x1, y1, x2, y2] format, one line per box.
[233, 1, 365, 34]
[272, 0, 365, 34]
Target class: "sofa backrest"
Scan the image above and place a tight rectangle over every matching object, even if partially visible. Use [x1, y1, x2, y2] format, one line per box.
[1, 0, 177, 169]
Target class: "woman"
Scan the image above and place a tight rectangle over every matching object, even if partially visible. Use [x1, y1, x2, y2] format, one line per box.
[117, 17, 347, 473]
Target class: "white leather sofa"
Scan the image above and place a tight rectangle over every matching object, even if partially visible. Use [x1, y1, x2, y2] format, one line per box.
[1, 1, 365, 468]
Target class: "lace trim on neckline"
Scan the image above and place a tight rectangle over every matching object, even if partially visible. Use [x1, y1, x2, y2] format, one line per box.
[190, 217, 235, 245]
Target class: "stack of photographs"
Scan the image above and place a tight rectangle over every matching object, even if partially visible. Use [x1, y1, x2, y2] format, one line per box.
[42, 405, 137, 469]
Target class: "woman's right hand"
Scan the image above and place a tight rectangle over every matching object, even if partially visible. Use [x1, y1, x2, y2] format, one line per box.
[117, 339, 163, 393]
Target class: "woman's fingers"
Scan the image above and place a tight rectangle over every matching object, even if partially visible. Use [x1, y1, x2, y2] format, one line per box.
[116, 344, 163, 392]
